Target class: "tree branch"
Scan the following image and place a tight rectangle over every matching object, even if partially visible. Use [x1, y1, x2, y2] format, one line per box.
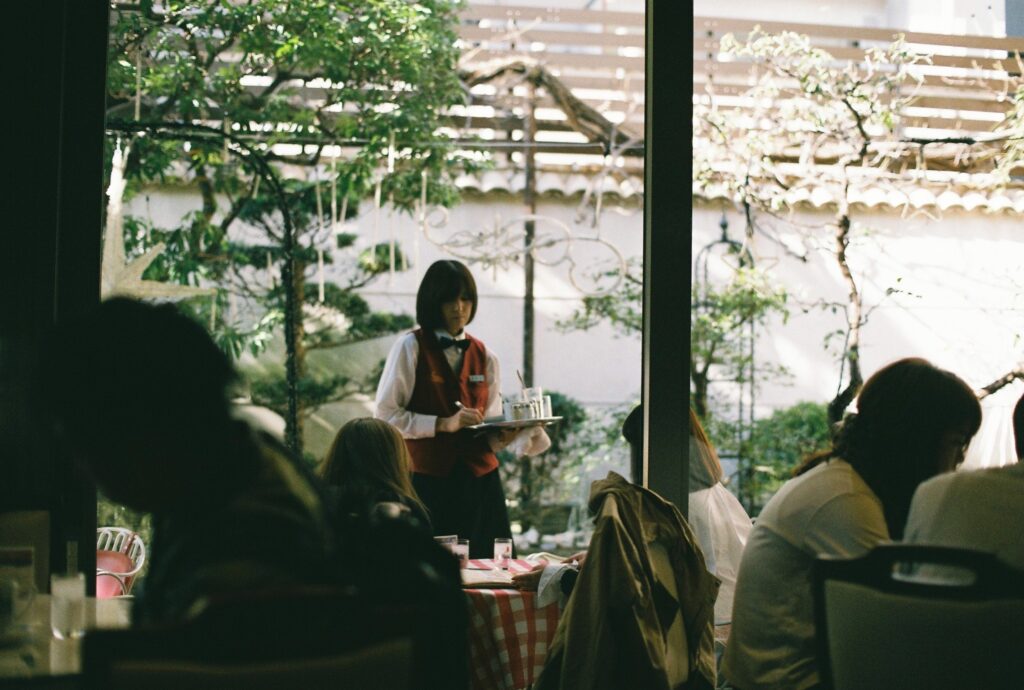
[977, 367, 1024, 399]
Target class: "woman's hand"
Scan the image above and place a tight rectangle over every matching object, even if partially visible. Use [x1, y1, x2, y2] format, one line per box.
[564, 551, 587, 569]
[511, 564, 545, 592]
[436, 406, 484, 433]
[487, 427, 520, 452]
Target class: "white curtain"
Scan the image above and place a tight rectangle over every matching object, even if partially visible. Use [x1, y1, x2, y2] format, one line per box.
[961, 381, 1022, 470]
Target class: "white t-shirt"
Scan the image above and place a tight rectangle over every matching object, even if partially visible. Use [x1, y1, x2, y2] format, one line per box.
[722, 459, 889, 690]
[904, 462, 1024, 571]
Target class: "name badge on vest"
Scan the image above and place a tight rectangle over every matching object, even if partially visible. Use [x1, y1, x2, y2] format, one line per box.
[469, 374, 485, 383]
[431, 371, 445, 384]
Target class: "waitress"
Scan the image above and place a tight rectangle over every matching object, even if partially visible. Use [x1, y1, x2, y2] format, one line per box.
[375, 259, 547, 558]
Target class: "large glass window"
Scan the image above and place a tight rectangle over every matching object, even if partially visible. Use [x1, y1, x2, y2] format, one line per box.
[99, 1, 645, 560]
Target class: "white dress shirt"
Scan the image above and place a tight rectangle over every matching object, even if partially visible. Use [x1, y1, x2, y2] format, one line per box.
[375, 329, 500, 438]
[374, 329, 550, 456]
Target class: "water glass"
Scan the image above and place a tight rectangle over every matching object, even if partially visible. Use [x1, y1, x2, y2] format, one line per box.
[50, 572, 86, 640]
[521, 386, 543, 403]
[521, 387, 544, 418]
[542, 395, 553, 418]
[453, 539, 470, 569]
[493, 538, 513, 570]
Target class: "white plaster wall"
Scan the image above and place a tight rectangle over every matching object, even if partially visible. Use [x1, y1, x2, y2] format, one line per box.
[693, 0, 890, 28]
[887, 0, 1006, 35]
[127, 187, 1024, 463]
[124, 189, 645, 445]
[693, 202, 1024, 420]
[350, 194, 645, 408]
[693, 0, 1006, 34]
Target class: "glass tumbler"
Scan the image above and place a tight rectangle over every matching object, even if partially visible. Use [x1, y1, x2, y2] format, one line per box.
[493, 538, 513, 570]
[50, 572, 86, 640]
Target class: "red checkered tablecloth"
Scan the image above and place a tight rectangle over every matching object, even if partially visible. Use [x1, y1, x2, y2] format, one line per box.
[465, 559, 561, 690]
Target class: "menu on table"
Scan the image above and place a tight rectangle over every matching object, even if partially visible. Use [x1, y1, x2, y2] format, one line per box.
[461, 568, 515, 589]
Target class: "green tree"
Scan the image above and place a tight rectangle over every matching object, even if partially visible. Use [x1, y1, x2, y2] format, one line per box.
[694, 29, 933, 423]
[739, 401, 831, 514]
[692, 266, 788, 420]
[106, 1, 480, 448]
[560, 257, 787, 421]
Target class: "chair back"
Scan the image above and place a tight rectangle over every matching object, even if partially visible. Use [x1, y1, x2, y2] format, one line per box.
[83, 586, 416, 690]
[101, 636, 412, 690]
[96, 527, 146, 596]
[813, 544, 1024, 690]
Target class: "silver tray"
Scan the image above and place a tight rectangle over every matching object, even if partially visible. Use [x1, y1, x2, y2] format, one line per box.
[467, 416, 562, 431]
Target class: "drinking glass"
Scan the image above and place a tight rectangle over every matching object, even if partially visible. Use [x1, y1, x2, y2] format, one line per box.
[493, 538, 513, 570]
[522, 387, 544, 418]
[453, 539, 470, 569]
[50, 572, 86, 640]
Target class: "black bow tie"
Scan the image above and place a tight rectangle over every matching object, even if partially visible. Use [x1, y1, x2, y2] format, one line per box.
[438, 336, 470, 352]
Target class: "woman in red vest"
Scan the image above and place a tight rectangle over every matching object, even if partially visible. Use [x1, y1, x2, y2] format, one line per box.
[375, 260, 547, 558]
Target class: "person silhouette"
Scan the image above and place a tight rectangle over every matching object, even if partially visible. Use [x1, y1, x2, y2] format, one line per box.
[47, 297, 337, 624]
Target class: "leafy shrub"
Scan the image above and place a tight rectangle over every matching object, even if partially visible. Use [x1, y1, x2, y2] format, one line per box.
[739, 401, 832, 515]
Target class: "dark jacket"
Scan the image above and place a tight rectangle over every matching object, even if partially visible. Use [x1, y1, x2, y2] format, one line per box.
[536, 472, 720, 690]
[134, 427, 336, 626]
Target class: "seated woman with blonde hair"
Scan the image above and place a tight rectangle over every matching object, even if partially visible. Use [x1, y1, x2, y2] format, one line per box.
[321, 417, 430, 530]
[686, 408, 753, 626]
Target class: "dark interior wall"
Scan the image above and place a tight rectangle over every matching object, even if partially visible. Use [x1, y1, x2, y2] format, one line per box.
[1, 1, 109, 582]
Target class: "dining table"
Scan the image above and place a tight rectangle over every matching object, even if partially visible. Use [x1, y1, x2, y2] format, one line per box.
[0, 594, 132, 685]
[463, 558, 562, 690]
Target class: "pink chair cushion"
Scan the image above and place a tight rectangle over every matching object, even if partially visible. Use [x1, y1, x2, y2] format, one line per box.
[96, 572, 125, 599]
[96, 549, 135, 599]
[96, 550, 134, 574]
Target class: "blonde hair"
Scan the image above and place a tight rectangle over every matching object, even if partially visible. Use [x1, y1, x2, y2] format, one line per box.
[321, 418, 426, 517]
[690, 408, 725, 488]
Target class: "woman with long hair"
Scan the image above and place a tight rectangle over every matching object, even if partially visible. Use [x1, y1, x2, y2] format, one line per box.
[686, 408, 753, 626]
[722, 358, 981, 690]
[321, 417, 429, 528]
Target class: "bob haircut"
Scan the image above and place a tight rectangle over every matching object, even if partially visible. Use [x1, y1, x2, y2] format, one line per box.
[416, 260, 478, 331]
[320, 417, 427, 518]
[796, 357, 981, 539]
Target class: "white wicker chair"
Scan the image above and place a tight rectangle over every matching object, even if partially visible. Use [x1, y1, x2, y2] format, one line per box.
[96, 527, 146, 597]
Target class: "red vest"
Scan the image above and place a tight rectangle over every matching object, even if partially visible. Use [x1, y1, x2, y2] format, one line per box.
[405, 329, 499, 478]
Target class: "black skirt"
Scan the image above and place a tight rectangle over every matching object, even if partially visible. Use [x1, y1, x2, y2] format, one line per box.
[412, 463, 513, 559]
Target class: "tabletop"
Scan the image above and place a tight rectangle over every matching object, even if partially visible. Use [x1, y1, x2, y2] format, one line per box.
[0, 595, 132, 680]
[464, 559, 561, 690]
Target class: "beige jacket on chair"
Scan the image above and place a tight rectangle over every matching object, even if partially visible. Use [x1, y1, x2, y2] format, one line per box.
[536, 472, 720, 690]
